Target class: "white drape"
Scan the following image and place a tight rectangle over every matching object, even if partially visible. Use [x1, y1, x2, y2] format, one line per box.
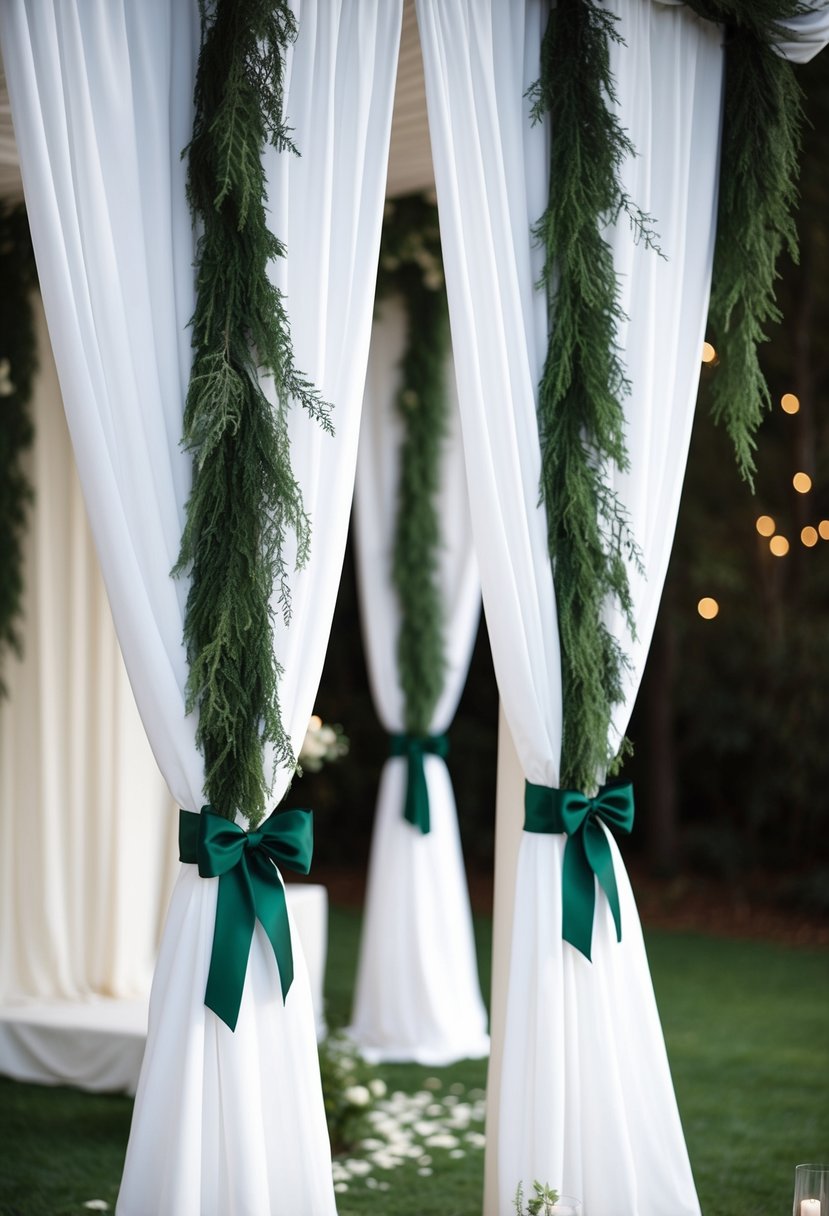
[417, 1, 723, 1211]
[0, 1, 402, 1212]
[349, 298, 489, 1063]
[0, 298, 177, 1005]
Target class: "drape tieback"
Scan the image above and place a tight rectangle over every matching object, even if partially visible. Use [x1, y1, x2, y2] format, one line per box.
[178, 805, 313, 1031]
[524, 781, 634, 960]
[389, 732, 449, 834]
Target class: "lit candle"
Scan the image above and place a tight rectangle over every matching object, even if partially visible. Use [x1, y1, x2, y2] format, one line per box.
[801, 1200, 821, 1216]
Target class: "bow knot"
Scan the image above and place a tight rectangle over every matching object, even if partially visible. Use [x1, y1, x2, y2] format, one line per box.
[524, 781, 634, 960]
[179, 805, 313, 1031]
[389, 733, 449, 833]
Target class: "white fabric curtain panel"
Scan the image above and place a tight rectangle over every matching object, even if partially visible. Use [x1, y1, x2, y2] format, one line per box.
[417, 0, 725, 1212]
[0, 298, 177, 1005]
[350, 298, 489, 1064]
[0, 1, 403, 1213]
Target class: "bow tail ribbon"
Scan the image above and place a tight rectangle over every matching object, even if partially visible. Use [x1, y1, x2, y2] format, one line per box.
[390, 733, 449, 835]
[561, 816, 623, 959]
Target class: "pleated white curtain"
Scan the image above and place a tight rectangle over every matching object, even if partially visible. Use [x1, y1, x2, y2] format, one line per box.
[0, 298, 177, 1005]
[350, 298, 489, 1064]
[417, 1, 722, 1212]
[0, 1, 403, 1213]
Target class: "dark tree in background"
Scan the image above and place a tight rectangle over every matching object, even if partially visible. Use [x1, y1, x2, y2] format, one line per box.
[629, 52, 829, 908]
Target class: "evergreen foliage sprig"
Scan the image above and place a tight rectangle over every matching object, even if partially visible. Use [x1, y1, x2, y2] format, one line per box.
[683, 0, 806, 484]
[530, 0, 656, 793]
[176, 0, 331, 826]
[0, 203, 37, 698]
[376, 196, 449, 734]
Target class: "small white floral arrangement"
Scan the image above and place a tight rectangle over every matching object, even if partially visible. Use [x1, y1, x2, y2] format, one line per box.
[298, 714, 349, 774]
[319, 1032, 385, 1155]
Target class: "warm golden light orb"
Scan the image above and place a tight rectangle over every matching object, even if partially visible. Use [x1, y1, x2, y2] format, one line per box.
[781, 393, 800, 415]
[801, 526, 819, 548]
[697, 597, 719, 620]
[701, 342, 717, 364]
[793, 472, 812, 494]
[755, 515, 776, 537]
[769, 535, 790, 557]
[819, 520, 829, 541]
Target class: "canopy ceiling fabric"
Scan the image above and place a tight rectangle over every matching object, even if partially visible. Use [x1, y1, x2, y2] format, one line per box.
[349, 298, 489, 1064]
[0, 2, 403, 1214]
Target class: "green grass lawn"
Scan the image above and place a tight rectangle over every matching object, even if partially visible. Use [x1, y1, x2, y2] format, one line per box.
[0, 910, 826, 1216]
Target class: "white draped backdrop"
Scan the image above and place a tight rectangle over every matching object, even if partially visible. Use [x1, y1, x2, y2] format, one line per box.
[0, 299, 178, 1009]
[0, 0, 403, 1213]
[350, 297, 489, 1064]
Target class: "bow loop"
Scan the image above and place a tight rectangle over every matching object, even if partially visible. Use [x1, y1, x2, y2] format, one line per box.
[523, 781, 634, 960]
[179, 805, 314, 1031]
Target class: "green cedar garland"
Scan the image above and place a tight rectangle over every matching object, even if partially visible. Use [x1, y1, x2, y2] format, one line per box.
[683, 1, 806, 483]
[176, 0, 331, 827]
[0, 203, 37, 698]
[376, 196, 450, 735]
[530, 0, 656, 793]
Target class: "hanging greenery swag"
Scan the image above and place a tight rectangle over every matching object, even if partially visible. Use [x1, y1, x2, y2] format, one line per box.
[376, 195, 450, 736]
[531, 0, 656, 794]
[683, 0, 806, 483]
[0, 203, 37, 699]
[176, 0, 331, 828]
[533, 0, 808, 793]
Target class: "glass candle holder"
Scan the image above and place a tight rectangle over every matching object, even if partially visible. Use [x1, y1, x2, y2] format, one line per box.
[551, 1200, 583, 1216]
[793, 1164, 829, 1216]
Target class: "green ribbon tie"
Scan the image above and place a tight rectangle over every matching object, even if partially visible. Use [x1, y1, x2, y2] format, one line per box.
[389, 732, 449, 834]
[524, 781, 634, 960]
[179, 804, 313, 1032]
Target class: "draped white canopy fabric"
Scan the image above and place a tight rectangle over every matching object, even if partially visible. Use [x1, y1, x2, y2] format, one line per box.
[0, 298, 178, 1006]
[350, 297, 489, 1064]
[0, 1, 403, 1212]
[416, 0, 719, 1211]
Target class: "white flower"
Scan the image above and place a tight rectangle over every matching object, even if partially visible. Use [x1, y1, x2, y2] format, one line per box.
[83, 1205, 110, 1212]
[344, 1084, 371, 1107]
[426, 1133, 460, 1149]
[369, 1078, 387, 1098]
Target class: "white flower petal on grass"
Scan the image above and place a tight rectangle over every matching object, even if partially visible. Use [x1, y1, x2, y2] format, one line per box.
[449, 1149, 466, 1159]
[465, 1131, 486, 1149]
[369, 1078, 387, 1098]
[334, 1182, 349, 1194]
[418, 1167, 433, 1177]
[414, 1120, 438, 1137]
[426, 1133, 459, 1149]
[345, 1159, 372, 1176]
[423, 1077, 442, 1090]
[426, 1103, 443, 1116]
[83, 1204, 110, 1212]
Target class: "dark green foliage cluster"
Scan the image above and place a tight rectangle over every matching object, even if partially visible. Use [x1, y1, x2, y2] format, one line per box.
[177, 0, 331, 826]
[376, 196, 450, 735]
[0, 203, 37, 697]
[530, 0, 656, 793]
[684, 0, 807, 484]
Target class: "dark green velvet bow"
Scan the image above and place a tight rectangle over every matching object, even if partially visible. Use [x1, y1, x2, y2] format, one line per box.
[179, 805, 313, 1031]
[524, 781, 634, 960]
[389, 733, 449, 834]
